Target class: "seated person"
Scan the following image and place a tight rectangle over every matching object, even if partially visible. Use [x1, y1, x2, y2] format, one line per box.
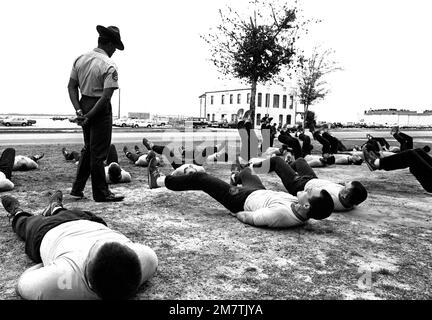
[391, 126, 413, 152]
[146, 152, 334, 228]
[142, 138, 228, 170]
[363, 145, 432, 193]
[13, 153, 44, 171]
[123, 145, 163, 167]
[0, 148, 16, 191]
[1, 191, 158, 300]
[241, 156, 368, 212]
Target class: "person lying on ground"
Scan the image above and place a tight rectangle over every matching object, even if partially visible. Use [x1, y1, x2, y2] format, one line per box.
[241, 156, 368, 212]
[364, 133, 400, 154]
[62, 145, 131, 184]
[146, 152, 334, 228]
[0, 191, 158, 300]
[141, 137, 228, 170]
[300, 153, 363, 168]
[0, 148, 16, 192]
[13, 153, 44, 171]
[363, 145, 432, 193]
[123, 145, 163, 167]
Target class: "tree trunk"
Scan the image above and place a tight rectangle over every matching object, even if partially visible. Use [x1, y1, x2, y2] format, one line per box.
[250, 80, 257, 127]
[303, 103, 309, 130]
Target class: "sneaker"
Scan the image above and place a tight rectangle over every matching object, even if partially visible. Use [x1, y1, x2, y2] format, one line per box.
[42, 190, 63, 216]
[148, 157, 161, 189]
[362, 147, 379, 171]
[146, 150, 157, 163]
[70, 190, 85, 199]
[62, 147, 68, 156]
[142, 138, 153, 151]
[1, 195, 22, 220]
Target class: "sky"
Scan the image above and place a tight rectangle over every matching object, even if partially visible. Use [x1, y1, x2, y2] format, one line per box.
[1, 0, 432, 122]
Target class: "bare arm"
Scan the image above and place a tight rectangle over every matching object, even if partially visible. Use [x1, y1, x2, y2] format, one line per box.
[67, 78, 82, 114]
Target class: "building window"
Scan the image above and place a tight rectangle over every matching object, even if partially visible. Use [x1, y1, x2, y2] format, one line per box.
[265, 93, 270, 108]
[256, 113, 261, 124]
[237, 94, 241, 104]
[247, 93, 250, 104]
[230, 94, 233, 104]
[207, 113, 210, 121]
[290, 95, 294, 109]
[211, 96, 214, 105]
[221, 95, 225, 104]
[282, 95, 287, 109]
[273, 94, 280, 108]
[279, 114, 283, 125]
[286, 114, 291, 125]
[257, 93, 262, 107]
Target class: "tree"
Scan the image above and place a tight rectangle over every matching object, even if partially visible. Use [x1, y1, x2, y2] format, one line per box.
[202, 0, 308, 126]
[297, 47, 342, 129]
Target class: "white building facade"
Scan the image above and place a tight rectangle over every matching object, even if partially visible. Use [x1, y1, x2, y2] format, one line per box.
[199, 85, 298, 127]
[362, 109, 432, 127]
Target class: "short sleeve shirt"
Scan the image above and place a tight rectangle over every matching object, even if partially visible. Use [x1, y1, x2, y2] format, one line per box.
[70, 48, 119, 97]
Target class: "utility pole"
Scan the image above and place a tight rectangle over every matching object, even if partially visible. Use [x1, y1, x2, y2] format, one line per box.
[118, 88, 121, 119]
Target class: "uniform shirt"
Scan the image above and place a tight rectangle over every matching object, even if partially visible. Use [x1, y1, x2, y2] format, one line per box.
[0, 171, 14, 191]
[238, 190, 306, 228]
[104, 166, 131, 184]
[17, 220, 158, 300]
[70, 48, 119, 97]
[13, 156, 38, 171]
[304, 178, 353, 212]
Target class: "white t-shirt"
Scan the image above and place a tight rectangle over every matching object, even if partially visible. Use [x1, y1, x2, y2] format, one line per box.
[104, 166, 131, 184]
[0, 172, 14, 191]
[17, 220, 158, 300]
[304, 178, 353, 212]
[13, 155, 38, 171]
[240, 190, 305, 228]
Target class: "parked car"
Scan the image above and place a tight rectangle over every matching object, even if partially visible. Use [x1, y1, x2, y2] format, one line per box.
[2, 117, 34, 126]
[129, 119, 153, 128]
[218, 120, 229, 128]
[209, 121, 220, 128]
[191, 117, 208, 129]
[113, 118, 130, 127]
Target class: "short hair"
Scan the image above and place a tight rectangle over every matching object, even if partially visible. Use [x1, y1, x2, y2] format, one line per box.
[88, 242, 142, 300]
[108, 163, 122, 183]
[308, 189, 334, 220]
[345, 181, 368, 206]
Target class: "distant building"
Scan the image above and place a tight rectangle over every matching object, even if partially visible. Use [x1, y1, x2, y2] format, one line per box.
[362, 109, 432, 126]
[128, 112, 150, 119]
[199, 84, 298, 127]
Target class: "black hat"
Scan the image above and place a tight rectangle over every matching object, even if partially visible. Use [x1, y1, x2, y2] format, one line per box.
[96, 25, 124, 50]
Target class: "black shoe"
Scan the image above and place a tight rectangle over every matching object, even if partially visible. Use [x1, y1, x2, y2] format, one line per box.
[362, 147, 379, 171]
[423, 145, 431, 153]
[146, 150, 157, 163]
[33, 153, 44, 162]
[1, 195, 22, 220]
[70, 190, 85, 199]
[230, 163, 241, 186]
[122, 146, 129, 154]
[43, 190, 63, 216]
[95, 193, 125, 203]
[142, 138, 153, 150]
[134, 145, 140, 154]
[148, 157, 161, 189]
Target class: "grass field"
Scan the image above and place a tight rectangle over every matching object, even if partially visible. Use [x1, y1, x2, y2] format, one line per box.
[0, 133, 431, 300]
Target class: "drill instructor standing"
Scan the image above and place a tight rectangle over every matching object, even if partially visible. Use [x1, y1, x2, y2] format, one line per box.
[68, 25, 124, 202]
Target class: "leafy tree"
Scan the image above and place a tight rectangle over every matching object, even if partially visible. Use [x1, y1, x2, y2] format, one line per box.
[297, 47, 341, 129]
[202, 0, 308, 126]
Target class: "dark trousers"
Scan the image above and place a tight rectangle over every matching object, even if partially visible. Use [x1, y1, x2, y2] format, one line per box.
[299, 133, 313, 157]
[238, 121, 259, 161]
[11, 209, 107, 263]
[0, 148, 16, 179]
[251, 157, 316, 195]
[379, 148, 432, 192]
[64, 151, 81, 162]
[278, 132, 302, 159]
[393, 132, 413, 151]
[164, 171, 264, 213]
[314, 132, 340, 154]
[72, 95, 113, 201]
[152, 144, 227, 170]
[106, 144, 118, 164]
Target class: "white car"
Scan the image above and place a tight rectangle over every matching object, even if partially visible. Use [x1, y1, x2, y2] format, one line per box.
[129, 119, 153, 128]
[113, 118, 130, 127]
[2, 117, 32, 126]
